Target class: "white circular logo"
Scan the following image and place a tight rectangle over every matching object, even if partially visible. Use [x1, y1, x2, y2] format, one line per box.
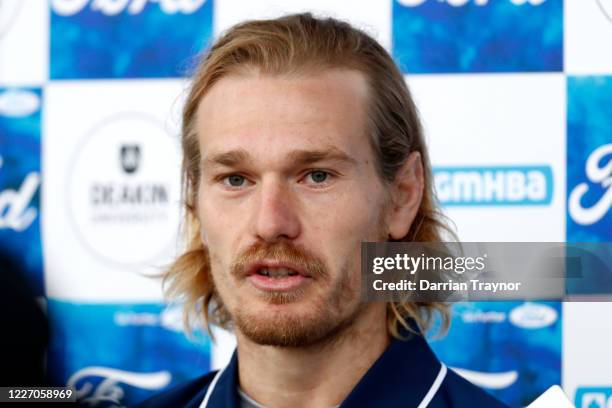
[509, 302, 557, 329]
[67, 113, 182, 266]
[0, 89, 40, 117]
[0, 0, 23, 39]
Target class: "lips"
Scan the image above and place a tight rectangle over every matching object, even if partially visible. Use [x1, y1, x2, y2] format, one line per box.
[256, 267, 299, 278]
[245, 261, 312, 292]
[246, 261, 310, 279]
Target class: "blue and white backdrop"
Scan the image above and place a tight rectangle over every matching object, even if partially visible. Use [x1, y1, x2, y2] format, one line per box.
[0, 0, 610, 407]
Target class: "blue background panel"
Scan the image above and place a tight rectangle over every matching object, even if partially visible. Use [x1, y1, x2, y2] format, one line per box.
[393, 0, 563, 73]
[50, 0, 214, 79]
[46, 300, 211, 406]
[0, 88, 43, 296]
[429, 301, 562, 407]
[567, 76, 612, 243]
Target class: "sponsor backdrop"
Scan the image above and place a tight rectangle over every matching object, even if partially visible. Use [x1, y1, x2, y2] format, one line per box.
[0, 0, 610, 406]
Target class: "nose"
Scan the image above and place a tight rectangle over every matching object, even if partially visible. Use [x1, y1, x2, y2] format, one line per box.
[252, 177, 301, 243]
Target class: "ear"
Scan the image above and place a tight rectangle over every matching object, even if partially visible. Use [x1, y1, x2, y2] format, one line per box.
[386, 151, 424, 240]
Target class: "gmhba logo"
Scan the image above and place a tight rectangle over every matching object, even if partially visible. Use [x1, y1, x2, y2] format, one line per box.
[433, 166, 553, 206]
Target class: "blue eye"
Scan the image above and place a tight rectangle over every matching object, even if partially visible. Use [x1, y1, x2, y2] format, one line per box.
[308, 170, 329, 183]
[226, 175, 246, 187]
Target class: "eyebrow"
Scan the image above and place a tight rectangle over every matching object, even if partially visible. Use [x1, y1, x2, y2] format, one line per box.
[287, 148, 358, 166]
[203, 149, 252, 168]
[201, 147, 358, 170]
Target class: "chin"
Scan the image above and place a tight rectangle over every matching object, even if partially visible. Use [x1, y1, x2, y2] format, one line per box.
[233, 295, 359, 348]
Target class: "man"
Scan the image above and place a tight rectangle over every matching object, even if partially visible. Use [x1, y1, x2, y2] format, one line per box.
[140, 13, 508, 408]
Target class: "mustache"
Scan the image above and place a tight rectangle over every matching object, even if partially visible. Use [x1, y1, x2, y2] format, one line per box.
[231, 241, 329, 280]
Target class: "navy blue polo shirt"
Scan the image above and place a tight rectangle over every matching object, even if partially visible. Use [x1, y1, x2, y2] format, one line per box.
[137, 328, 509, 408]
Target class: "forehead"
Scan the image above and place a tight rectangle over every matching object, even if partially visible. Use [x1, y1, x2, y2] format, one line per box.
[195, 69, 371, 161]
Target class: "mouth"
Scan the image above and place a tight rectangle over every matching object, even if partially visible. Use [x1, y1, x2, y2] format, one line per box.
[245, 262, 312, 292]
[255, 267, 300, 278]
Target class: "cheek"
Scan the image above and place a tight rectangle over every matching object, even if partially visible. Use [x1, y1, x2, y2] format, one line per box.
[197, 200, 236, 282]
[197, 192, 233, 246]
[312, 193, 386, 283]
[313, 191, 385, 239]
[208, 251, 230, 288]
[196, 186, 210, 243]
[208, 258, 240, 312]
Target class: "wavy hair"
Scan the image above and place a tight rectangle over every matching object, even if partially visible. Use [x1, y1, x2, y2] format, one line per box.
[165, 13, 453, 340]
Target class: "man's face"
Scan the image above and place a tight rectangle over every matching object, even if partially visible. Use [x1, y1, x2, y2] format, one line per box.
[196, 69, 390, 347]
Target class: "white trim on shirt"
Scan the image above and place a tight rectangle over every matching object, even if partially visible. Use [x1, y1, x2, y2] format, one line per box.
[417, 363, 448, 408]
[199, 361, 448, 408]
[199, 364, 228, 408]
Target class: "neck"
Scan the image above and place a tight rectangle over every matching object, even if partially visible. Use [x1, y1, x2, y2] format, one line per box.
[234, 303, 390, 408]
